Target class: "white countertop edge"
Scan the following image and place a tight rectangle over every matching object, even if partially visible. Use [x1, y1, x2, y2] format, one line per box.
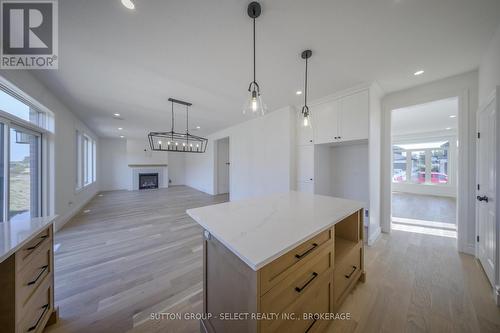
[0, 215, 58, 263]
[187, 208, 362, 271]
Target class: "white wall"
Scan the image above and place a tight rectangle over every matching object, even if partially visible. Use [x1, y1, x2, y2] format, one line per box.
[99, 139, 128, 191]
[99, 138, 186, 190]
[184, 107, 295, 201]
[0, 71, 99, 232]
[167, 153, 186, 186]
[382, 70, 478, 255]
[479, 23, 500, 104]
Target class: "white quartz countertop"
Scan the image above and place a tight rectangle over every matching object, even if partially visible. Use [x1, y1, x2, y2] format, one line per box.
[0, 215, 57, 263]
[187, 191, 363, 271]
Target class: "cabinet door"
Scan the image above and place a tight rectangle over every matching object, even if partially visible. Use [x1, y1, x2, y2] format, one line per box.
[296, 145, 314, 183]
[339, 90, 369, 141]
[296, 182, 314, 193]
[312, 100, 340, 144]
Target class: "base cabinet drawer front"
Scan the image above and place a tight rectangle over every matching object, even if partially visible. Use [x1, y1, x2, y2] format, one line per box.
[17, 242, 52, 309]
[333, 241, 362, 306]
[15, 228, 52, 273]
[261, 247, 332, 315]
[261, 273, 332, 333]
[17, 279, 52, 333]
[260, 228, 332, 294]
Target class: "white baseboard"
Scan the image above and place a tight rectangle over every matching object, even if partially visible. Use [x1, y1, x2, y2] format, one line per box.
[54, 193, 98, 233]
[368, 225, 382, 246]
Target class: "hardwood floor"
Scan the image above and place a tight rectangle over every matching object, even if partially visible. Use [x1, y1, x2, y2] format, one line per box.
[392, 192, 456, 225]
[46, 186, 228, 333]
[46, 186, 499, 333]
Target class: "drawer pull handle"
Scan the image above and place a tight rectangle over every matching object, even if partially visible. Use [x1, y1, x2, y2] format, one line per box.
[27, 304, 49, 332]
[295, 272, 318, 293]
[345, 265, 357, 279]
[305, 319, 317, 332]
[27, 265, 49, 286]
[26, 235, 48, 251]
[295, 243, 318, 259]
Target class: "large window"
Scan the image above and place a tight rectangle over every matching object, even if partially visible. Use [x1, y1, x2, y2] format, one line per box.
[76, 130, 96, 190]
[9, 127, 40, 221]
[0, 81, 49, 222]
[392, 141, 451, 185]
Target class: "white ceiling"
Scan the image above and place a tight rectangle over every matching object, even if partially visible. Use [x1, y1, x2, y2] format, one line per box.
[392, 97, 458, 135]
[31, 0, 500, 139]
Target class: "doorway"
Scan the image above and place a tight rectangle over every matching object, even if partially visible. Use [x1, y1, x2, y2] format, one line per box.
[215, 137, 230, 195]
[390, 97, 459, 238]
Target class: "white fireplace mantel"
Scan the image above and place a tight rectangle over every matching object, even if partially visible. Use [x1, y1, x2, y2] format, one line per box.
[128, 165, 168, 191]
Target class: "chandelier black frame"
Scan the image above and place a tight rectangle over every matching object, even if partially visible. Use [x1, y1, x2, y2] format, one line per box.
[148, 98, 208, 153]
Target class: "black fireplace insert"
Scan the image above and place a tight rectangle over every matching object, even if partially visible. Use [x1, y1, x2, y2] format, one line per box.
[139, 173, 159, 190]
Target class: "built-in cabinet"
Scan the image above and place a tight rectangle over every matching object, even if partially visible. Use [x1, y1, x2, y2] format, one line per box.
[312, 90, 369, 144]
[295, 85, 382, 245]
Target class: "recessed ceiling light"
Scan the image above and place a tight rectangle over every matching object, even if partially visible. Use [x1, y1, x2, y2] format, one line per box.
[121, 0, 135, 10]
[120, 135, 125, 138]
[118, 127, 123, 130]
[449, 115, 456, 118]
[196, 126, 201, 129]
[445, 127, 452, 130]
[296, 90, 303, 95]
[414, 70, 425, 76]
[113, 113, 121, 117]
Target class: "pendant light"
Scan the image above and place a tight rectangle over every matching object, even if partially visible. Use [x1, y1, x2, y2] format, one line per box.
[301, 50, 312, 128]
[243, 2, 266, 117]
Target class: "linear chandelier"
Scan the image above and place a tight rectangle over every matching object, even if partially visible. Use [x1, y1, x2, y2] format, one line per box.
[148, 98, 208, 153]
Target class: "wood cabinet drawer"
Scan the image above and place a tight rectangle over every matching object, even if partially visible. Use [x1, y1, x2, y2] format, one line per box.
[261, 246, 332, 315]
[260, 228, 332, 294]
[15, 228, 52, 273]
[17, 279, 52, 333]
[17, 241, 52, 309]
[262, 272, 331, 333]
[333, 241, 362, 306]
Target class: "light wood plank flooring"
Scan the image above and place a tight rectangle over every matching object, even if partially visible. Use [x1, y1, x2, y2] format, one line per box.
[47, 186, 499, 333]
[46, 186, 228, 333]
[392, 192, 456, 225]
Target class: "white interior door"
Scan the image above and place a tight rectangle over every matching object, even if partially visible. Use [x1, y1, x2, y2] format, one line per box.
[217, 138, 230, 194]
[476, 97, 497, 288]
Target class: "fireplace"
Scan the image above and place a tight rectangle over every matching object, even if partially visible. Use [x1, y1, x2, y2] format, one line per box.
[139, 173, 159, 190]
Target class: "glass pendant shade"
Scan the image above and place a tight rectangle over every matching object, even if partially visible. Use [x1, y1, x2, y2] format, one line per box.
[301, 106, 312, 128]
[243, 88, 266, 117]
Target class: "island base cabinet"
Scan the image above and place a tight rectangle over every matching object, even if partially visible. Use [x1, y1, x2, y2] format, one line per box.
[0, 226, 57, 333]
[201, 208, 365, 333]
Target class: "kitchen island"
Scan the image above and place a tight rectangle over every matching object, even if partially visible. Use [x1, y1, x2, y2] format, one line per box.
[187, 191, 365, 333]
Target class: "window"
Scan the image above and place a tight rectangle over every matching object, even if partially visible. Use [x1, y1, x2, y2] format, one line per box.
[392, 141, 451, 185]
[9, 127, 40, 221]
[76, 130, 96, 190]
[0, 82, 47, 222]
[0, 86, 53, 131]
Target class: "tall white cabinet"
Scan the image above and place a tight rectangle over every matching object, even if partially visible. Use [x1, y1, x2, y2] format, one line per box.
[295, 84, 382, 245]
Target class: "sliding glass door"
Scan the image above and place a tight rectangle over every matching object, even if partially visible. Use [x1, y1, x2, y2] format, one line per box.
[9, 126, 41, 221]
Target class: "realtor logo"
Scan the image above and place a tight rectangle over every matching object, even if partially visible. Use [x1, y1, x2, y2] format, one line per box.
[1, 0, 58, 69]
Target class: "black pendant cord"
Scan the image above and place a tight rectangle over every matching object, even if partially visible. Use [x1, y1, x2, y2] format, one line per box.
[253, 17, 256, 85]
[186, 105, 189, 147]
[304, 55, 308, 113]
[171, 101, 174, 141]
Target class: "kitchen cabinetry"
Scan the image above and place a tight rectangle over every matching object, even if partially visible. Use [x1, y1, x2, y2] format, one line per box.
[312, 90, 369, 144]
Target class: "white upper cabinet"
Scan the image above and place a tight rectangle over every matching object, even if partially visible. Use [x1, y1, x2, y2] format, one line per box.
[312, 99, 340, 144]
[339, 90, 369, 141]
[312, 89, 369, 144]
